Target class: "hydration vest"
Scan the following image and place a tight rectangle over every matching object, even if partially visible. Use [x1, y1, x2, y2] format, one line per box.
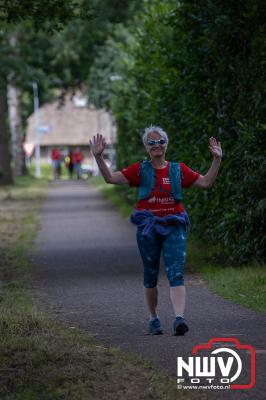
[138, 160, 182, 202]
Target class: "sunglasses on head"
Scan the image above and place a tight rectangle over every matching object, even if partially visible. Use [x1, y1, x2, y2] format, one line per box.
[147, 139, 166, 146]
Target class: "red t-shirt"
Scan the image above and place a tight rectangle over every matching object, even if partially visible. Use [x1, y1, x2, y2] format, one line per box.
[121, 161, 200, 217]
[73, 152, 84, 164]
[51, 149, 61, 161]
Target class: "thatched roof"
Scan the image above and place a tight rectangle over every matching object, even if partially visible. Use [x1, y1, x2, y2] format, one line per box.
[25, 94, 116, 146]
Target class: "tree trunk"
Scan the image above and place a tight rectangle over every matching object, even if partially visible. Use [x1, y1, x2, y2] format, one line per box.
[7, 82, 24, 176]
[0, 78, 13, 185]
[7, 31, 26, 176]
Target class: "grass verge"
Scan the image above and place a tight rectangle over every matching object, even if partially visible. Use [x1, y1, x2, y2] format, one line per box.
[89, 176, 266, 314]
[0, 175, 196, 400]
[186, 240, 266, 313]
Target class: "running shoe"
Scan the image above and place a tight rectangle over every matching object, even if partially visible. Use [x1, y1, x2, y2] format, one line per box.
[173, 316, 189, 336]
[149, 317, 163, 335]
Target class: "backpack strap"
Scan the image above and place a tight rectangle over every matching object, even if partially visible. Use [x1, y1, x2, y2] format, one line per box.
[169, 162, 182, 202]
[138, 161, 155, 200]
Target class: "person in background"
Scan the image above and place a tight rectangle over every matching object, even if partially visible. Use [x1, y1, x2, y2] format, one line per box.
[65, 150, 74, 179]
[51, 148, 61, 180]
[90, 127, 222, 336]
[73, 148, 84, 179]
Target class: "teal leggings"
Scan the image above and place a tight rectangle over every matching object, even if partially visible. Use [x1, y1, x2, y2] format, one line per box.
[136, 224, 186, 288]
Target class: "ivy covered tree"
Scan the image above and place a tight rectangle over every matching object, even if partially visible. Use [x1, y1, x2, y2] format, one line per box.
[0, 0, 92, 183]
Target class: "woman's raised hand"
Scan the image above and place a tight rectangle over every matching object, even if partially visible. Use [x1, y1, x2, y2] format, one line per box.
[90, 133, 106, 156]
[209, 137, 223, 159]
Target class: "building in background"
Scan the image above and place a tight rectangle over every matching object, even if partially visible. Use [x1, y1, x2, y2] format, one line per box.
[25, 93, 116, 174]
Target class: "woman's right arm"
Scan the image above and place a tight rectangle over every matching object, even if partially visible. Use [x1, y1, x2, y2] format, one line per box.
[90, 134, 129, 185]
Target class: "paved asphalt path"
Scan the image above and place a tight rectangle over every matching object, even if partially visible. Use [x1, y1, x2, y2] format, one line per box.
[32, 180, 266, 400]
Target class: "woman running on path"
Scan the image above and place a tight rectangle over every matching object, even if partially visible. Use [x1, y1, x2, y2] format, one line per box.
[90, 126, 222, 336]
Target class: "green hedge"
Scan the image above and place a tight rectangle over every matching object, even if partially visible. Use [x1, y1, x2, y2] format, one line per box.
[89, 0, 266, 263]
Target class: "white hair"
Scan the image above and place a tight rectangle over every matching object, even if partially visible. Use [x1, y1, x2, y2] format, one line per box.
[142, 125, 169, 146]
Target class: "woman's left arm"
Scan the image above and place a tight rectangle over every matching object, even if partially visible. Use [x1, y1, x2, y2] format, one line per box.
[192, 137, 223, 189]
